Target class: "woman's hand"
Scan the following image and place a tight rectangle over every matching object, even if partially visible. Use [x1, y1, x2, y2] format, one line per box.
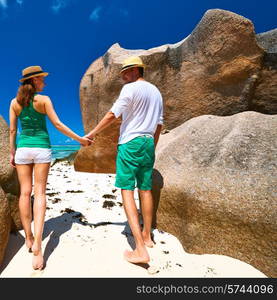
[10, 153, 16, 168]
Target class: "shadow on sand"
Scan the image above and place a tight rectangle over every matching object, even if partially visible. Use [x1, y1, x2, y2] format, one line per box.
[0, 231, 25, 274]
[42, 212, 127, 268]
[0, 211, 127, 273]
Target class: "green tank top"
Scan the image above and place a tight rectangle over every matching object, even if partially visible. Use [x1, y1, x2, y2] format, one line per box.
[17, 97, 51, 148]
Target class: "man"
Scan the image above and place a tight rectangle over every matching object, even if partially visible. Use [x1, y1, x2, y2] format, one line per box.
[85, 56, 163, 264]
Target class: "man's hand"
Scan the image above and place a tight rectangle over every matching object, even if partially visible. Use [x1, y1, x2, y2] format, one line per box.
[84, 131, 96, 141]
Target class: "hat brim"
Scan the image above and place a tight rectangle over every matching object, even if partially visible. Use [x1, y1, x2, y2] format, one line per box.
[19, 72, 49, 82]
[120, 64, 145, 74]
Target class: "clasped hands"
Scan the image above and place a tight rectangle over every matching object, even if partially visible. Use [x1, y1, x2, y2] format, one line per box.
[79, 134, 96, 147]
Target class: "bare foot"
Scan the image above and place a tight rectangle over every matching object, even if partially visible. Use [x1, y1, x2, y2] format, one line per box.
[144, 240, 154, 248]
[32, 249, 44, 270]
[142, 233, 154, 248]
[124, 249, 150, 264]
[31, 241, 41, 256]
[25, 235, 34, 252]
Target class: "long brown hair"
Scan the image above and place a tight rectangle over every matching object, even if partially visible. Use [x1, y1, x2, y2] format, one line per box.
[16, 79, 36, 107]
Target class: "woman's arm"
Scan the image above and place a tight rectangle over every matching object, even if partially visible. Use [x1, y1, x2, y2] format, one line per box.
[44, 96, 91, 146]
[9, 101, 17, 167]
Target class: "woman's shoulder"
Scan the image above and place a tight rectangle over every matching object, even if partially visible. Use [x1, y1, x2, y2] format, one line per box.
[10, 98, 22, 116]
[10, 97, 19, 107]
[10, 97, 17, 104]
[34, 94, 51, 103]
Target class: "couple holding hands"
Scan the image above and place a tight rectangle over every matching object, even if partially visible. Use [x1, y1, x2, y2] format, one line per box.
[9, 56, 164, 270]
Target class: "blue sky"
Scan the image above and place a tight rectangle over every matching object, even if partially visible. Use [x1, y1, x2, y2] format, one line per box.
[1, 0, 276, 145]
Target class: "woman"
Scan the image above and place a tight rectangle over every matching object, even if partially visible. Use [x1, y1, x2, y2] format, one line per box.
[9, 65, 91, 270]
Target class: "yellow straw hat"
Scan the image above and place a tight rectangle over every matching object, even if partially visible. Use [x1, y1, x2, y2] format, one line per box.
[19, 65, 49, 82]
[120, 56, 145, 73]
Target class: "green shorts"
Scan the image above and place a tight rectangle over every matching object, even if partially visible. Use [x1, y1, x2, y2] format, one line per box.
[115, 136, 155, 191]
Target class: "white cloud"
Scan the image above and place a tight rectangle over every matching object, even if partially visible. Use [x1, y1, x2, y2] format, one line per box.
[65, 138, 73, 143]
[0, 0, 7, 9]
[51, 0, 70, 14]
[0, 0, 24, 9]
[88, 5, 128, 22]
[89, 6, 102, 22]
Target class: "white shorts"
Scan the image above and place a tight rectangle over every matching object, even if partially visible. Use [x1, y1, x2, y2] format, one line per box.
[15, 147, 52, 164]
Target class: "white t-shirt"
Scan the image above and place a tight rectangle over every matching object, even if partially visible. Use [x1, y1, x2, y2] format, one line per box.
[110, 80, 164, 144]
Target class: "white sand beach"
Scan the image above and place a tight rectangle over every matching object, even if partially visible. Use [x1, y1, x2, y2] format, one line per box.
[0, 161, 267, 278]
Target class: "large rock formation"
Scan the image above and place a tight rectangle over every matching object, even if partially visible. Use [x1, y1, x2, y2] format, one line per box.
[74, 9, 277, 173]
[254, 29, 277, 113]
[0, 116, 19, 197]
[0, 116, 21, 267]
[0, 187, 11, 267]
[152, 111, 277, 277]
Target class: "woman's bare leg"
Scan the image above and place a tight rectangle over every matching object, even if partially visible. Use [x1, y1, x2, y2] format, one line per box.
[16, 164, 34, 251]
[32, 162, 50, 270]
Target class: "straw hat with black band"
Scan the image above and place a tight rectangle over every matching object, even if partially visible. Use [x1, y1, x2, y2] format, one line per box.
[120, 56, 146, 73]
[19, 66, 49, 83]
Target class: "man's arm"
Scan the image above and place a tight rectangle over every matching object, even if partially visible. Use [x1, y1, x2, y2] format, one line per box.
[154, 124, 162, 149]
[85, 111, 117, 139]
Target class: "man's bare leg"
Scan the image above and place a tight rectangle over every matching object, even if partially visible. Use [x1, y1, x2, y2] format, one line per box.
[122, 189, 150, 263]
[138, 189, 154, 247]
[16, 164, 34, 252]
